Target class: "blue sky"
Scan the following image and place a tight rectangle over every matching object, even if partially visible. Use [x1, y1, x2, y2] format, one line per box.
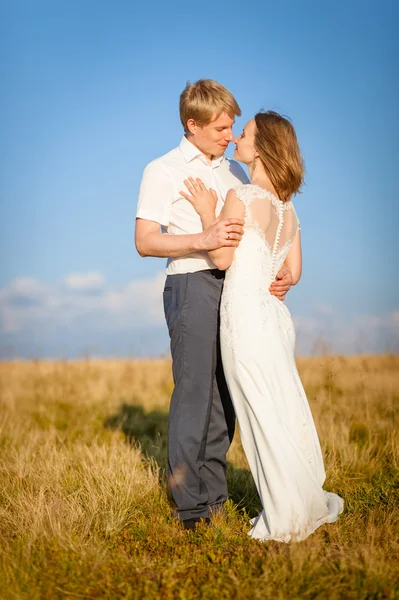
[0, 0, 398, 358]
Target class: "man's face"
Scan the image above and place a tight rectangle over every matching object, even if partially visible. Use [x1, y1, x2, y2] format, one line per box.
[188, 112, 235, 159]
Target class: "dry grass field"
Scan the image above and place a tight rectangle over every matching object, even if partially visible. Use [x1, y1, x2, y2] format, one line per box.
[0, 355, 398, 599]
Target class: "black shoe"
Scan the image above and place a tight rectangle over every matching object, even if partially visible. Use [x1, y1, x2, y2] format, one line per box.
[182, 517, 211, 530]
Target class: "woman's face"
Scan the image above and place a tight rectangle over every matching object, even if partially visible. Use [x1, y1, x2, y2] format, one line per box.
[233, 119, 257, 164]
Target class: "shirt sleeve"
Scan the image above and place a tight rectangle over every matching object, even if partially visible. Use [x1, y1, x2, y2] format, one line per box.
[136, 160, 174, 226]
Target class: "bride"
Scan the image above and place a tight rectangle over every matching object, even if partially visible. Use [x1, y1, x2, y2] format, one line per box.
[180, 110, 343, 542]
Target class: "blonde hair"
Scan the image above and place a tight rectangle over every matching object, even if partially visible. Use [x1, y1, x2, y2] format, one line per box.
[254, 111, 304, 202]
[179, 79, 241, 133]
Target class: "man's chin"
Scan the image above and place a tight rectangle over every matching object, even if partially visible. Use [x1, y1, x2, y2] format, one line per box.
[213, 146, 228, 157]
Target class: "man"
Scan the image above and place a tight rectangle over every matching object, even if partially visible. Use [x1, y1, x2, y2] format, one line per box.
[135, 80, 292, 530]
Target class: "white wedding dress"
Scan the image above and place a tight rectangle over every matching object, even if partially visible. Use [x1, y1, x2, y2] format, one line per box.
[220, 184, 343, 542]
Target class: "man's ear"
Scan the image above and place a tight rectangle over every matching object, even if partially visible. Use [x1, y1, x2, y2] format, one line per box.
[186, 118, 198, 135]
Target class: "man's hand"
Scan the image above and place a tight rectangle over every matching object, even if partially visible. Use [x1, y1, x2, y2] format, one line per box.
[269, 266, 293, 301]
[198, 218, 244, 251]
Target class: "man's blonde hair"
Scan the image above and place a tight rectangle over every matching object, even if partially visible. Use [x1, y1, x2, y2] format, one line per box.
[179, 79, 241, 133]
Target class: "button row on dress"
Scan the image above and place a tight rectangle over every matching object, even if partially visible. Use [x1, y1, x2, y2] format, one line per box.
[270, 207, 284, 282]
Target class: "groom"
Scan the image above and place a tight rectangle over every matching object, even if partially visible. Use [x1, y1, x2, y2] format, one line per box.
[135, 79, 293, 529]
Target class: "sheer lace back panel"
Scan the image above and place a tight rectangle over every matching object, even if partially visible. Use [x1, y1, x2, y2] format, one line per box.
[234, 184, 300, 282]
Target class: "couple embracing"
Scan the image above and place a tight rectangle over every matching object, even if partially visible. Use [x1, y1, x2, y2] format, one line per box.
[135, 79, 343, 542]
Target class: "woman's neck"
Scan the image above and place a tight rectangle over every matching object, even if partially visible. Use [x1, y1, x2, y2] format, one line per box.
[248, 161, 279, 199]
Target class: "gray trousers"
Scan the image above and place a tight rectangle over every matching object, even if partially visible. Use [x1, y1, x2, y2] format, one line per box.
[163, 269, 236, 520]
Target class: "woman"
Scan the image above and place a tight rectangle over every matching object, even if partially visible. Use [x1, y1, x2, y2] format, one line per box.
[180, 111, 343, 542]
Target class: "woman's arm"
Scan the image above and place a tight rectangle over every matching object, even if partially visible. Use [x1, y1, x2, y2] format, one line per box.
[135, 216, 244, 258]
[284, 229, 302, 285]
[200, 189, 245, 270]
[180, 179, 244, 269]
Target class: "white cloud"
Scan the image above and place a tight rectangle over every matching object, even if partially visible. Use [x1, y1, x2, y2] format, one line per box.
[103, 273, 165, 320]
[391, 311, 399, 325]
[0, 277, 50, 303]
[0, 272, 397, 357]
[0, 271, 166, 338]
[293, 310, 399, 354]
[64, 271, 106, 291]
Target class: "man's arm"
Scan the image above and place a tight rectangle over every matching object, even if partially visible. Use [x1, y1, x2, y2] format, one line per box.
[135, 217, 244, 258]
[135, 160, 243, 258]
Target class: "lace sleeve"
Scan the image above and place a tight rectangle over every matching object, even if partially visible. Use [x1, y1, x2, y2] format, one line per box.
[234, 184, 264, 207]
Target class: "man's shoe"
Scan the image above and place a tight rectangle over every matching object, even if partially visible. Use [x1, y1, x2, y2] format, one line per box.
[182, 517, 211, 530]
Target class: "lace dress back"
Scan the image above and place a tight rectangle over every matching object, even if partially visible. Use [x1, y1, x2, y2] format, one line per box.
[234, 183, 300, 284]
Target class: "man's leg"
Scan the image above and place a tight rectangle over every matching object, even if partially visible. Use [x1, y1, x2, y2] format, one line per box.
[200, 283, 236, 509]
[201, 344, 236, 508]
[163, 270, 230, 521]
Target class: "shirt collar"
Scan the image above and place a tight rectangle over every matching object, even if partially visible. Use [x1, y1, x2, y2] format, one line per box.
[179, 136, 226, 167]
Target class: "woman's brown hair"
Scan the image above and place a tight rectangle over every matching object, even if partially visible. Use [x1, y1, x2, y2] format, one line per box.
[254, 111, 304, 202]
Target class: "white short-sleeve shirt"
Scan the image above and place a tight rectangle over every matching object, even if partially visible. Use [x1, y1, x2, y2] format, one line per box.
[136, 136, 249, 275]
